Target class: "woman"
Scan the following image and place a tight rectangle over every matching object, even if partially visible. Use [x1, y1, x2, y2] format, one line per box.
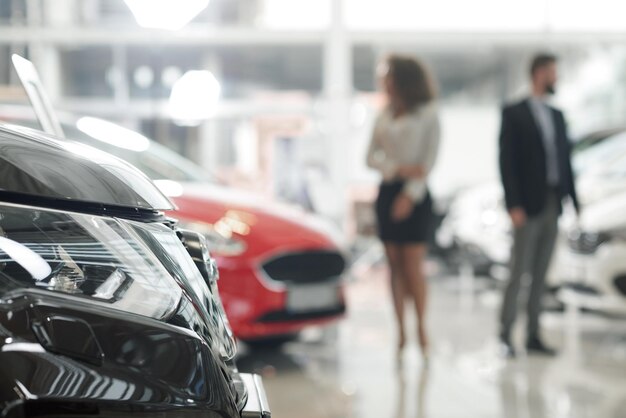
[367, 55, 440, 361]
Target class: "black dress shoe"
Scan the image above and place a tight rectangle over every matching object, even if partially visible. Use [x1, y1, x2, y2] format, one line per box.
[526, 338, 557, 356]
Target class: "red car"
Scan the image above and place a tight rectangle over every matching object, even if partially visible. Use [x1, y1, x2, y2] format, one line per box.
[169, 182, 348, 341]
[2, 109, 347, 343]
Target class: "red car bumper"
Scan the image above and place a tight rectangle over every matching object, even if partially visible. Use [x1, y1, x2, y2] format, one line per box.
[217, 259, 346, 340]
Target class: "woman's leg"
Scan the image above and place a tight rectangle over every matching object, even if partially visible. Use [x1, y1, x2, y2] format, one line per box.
[384, 242, 407, 352]
[400, 244, 429, 353]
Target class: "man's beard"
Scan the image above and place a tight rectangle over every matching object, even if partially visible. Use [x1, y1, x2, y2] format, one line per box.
[545, 84, 556, 95]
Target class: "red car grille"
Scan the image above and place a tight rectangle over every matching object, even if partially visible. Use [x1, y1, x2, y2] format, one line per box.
[262, 251, 346, 283]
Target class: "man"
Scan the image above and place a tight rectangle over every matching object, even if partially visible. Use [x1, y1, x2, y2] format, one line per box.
[498, 53, 579, 357]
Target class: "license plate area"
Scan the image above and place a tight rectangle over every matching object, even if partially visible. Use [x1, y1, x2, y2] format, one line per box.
[287, 283, 339, 312]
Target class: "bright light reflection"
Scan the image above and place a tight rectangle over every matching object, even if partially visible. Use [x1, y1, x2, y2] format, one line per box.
[94, 270, 127, 300]
[2, 343, 46, 353]
[124, 0, 210, 31]
[169, 70, 221, 125]
[154, 179, 185, 197]
[76, 117, 150, 152]
[0, 237, 51, 281]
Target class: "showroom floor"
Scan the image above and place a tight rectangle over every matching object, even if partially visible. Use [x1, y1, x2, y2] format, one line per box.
[238, 265, 626, 418]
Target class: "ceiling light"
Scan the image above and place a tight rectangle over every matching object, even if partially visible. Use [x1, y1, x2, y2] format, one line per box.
[124, 0, 210, 30]
[169, 70, 221, 125]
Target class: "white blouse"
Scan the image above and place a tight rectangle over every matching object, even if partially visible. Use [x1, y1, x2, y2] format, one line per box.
[366, 101, 441, 202]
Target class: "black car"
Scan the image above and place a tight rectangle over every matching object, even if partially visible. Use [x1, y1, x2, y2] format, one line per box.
[0, 123, 270, 417]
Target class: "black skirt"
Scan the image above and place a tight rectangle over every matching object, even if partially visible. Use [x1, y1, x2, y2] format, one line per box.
[375, 180, 434, 244]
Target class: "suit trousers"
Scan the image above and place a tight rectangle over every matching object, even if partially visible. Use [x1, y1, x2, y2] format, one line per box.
[500, 191, 559, 340]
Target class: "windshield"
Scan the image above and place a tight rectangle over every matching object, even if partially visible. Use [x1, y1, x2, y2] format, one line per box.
[0, 203, 181, 319]
[573, 132, 626, 175]
[72, 117, 211, 183]
[0, 115, 212, 184]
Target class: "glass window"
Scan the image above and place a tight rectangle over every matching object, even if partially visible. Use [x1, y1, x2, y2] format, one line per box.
[60, 47, 114, 98]
[218, 46, 323, 97]
[126, 47, 203, 99]
[66, 122, 212, 182]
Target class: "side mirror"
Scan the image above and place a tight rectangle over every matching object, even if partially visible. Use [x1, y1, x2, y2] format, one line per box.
[178, 229, 219, 286]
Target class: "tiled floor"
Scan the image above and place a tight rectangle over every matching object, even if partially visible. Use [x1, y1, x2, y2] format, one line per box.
[238, 266, 626, 418]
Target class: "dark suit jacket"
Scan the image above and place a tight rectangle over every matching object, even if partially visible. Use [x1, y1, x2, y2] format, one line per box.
[499, 99, 579, 217]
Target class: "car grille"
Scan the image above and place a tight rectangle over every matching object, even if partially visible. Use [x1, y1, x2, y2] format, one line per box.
[567, 231, 610, 255]
[257, 305, 346, 323]
[262, 250, 346, 284]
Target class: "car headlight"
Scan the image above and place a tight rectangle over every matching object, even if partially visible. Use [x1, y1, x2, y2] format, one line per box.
[178, 221, 247, 257]
[0, 203, 182, 320]
[0, 202, 237, 361]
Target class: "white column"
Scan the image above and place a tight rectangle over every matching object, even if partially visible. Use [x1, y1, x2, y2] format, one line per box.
[42, 0, 77, 27]
[323, 0, 352, 225]
[198, 53, 222, 171]
[110, 45, 130, 110]
[26, 0, 61, 102]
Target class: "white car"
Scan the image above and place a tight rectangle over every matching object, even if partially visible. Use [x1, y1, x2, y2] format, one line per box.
[576, 144, 626, 206]
[443, 130, 626, 293]
[439, 183, 511, 279]
[559, 191, 626, 316]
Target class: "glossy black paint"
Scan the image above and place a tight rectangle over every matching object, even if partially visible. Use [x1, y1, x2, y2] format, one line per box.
[0, 290, 239, 417]
[129, 223, 237, 361]
[178, 229, 218, 286]
[0, 123, 174, 211]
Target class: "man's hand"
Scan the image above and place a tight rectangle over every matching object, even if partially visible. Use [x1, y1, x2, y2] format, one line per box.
[392, 193, 414, 222]
[508, 207, 527, 228]
[397, 165, 425, 179]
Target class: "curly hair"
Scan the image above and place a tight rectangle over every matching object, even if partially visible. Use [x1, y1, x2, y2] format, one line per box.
[385, 55, 436, 110]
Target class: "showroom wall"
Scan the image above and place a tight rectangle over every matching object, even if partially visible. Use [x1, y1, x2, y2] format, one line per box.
[1, 0, 626, 224]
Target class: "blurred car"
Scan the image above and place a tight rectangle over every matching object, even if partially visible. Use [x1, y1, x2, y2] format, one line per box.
[442, 129, 626, 286]
[0, 122, 269, 417]
[571, 126, 625, 154]
[438, 183, 511, 280]
[575, 132, 626, 206]
[559, 191, 626, 316]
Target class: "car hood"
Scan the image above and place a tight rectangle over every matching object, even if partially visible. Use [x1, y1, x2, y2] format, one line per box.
[161, 182, 345, 259]
[576, 172, 626, 206]
[0, 123, 174, 211]
[580, 191, 626, 232]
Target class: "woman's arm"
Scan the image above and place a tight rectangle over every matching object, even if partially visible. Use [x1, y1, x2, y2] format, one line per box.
[366, 114, 398, 180]
[402, 107, 441, 201]
[397, 164, 426, 179]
